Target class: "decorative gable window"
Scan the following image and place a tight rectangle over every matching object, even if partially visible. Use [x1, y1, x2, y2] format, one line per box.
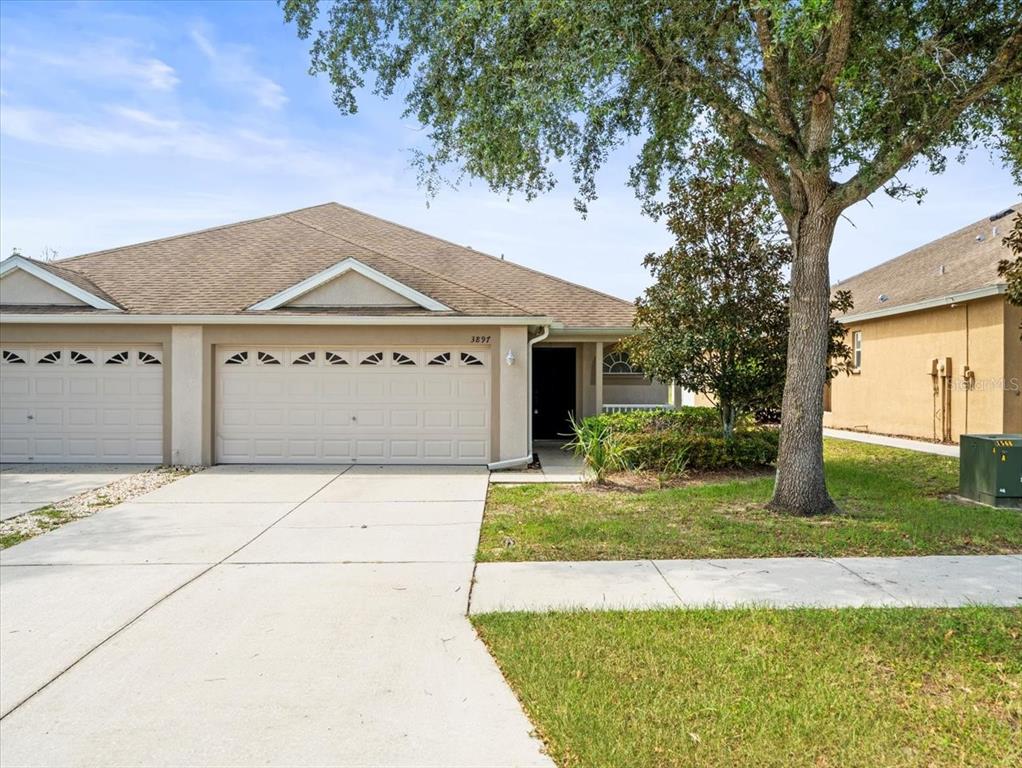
[257, 351, 281, 365]
[392, 352, 416, 366]
[70, 350, 94, 365]
[105, 351, 129, 365]
[359, 351, 384, 366]
[603, 350, 642, 375]
[138, 351, 162, 366]
[38, 350, 62, 364]
[427, 352, 451, 366]
[2, 350, 26, 364]
[325, 351, 349, 366]
[460, 352, 485, 367]
[225, 351, 248, 365]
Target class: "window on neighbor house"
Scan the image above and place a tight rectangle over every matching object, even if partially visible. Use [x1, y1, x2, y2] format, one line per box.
[852, 331, 862, 369]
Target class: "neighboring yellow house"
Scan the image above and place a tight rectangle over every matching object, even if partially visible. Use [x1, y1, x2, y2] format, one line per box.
[825, 206, 1021, 443]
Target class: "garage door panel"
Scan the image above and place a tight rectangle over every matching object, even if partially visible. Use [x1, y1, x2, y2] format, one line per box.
[2, 377, 30, 396]
[323, 409, 354, 426]
[458, 410, 487, 428]
[391, 410, 419, 428]
[322, 439, 354, 460]
[103, 409, 132, 427]
[253, 409, 284, 427]
[423, 410, 453, 428]
[69, 378, 99, 396]
[356, 439, 386, 460]
[458, 441, 489, 460]
[1, 345, 164, 463]
[67, 408, 99, 427]
[33, 408, 64, 426]
[35, 378, 64, 396]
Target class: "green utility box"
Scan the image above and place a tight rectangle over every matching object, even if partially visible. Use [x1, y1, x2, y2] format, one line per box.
[959, 434, 1022, 509]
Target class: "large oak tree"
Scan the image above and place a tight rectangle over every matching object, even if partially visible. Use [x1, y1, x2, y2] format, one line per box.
[283, 0, 1022, 514]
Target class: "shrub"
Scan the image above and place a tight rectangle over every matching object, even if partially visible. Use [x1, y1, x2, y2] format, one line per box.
[596, 406, 724, 435]
[575, 407, 778, 475]
[566, 413, 635, 482]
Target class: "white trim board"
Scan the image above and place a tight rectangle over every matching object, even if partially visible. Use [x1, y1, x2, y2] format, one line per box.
[0, 255, 121, 311]
[247, 257, 450, 312]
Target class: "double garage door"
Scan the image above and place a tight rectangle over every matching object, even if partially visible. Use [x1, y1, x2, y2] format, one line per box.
[0, 345, 164, 463]
[216, 346, 491, 464]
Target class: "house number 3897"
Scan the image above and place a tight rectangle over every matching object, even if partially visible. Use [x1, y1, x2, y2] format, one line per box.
[470, 335, 491, 344]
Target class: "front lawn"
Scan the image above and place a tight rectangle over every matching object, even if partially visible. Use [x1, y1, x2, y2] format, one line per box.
[478, 439, 1021, 561]
[474, 607, 1022, 768]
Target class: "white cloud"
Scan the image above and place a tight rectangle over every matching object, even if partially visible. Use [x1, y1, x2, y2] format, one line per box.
[4, 41, 179, 91]
[190, 27, 287, 110]
[0, 104, 334, 177]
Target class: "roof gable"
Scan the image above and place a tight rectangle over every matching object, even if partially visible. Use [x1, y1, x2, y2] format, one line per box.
[0, 256, 120, 310]
[248, 258, 450, 311]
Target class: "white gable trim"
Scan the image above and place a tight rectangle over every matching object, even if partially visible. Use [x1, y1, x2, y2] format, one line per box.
[0, 255, 120, 311]
[247, 258, 450, 312]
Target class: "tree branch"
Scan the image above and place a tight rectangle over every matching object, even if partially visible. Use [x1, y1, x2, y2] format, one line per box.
[830, 21, 1022, 212]
[807, 0, 854, 159]
[751, 6, 803, 151]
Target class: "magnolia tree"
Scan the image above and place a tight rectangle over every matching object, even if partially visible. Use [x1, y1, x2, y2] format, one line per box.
[284, 0, 1022, 515]
[626, 157, 852, 438]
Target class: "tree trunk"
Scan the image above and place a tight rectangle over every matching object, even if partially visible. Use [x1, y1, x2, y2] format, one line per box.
[720, 399, 736, 439]
[769, 205, 839, 515]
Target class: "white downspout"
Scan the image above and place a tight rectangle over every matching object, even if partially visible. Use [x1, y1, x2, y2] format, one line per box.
[487, 324, 551, 471]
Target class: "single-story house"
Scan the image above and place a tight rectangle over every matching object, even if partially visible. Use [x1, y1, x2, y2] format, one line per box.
[0, 203, 679, 467]
[825, 205, 1021, 442]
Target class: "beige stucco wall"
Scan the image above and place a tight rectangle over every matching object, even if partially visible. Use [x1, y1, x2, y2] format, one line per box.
[498, 326, 529, 460]
[0, 321, 535, 465]
[824, 295, 1013, 441]
[0, 270, 87, 306]
[289, 271, 416, 307]
[1003, 302, 1022, 434]
[170, 325, 204, 465]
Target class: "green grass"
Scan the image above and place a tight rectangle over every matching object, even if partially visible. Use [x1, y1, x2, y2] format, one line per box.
[0, 532, 31, 549]
[479, 439, 1022, 561]
[474, 607, 1022, 768]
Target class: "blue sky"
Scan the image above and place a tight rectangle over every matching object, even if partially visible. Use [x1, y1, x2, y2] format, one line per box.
[1, 0, 1018, 301]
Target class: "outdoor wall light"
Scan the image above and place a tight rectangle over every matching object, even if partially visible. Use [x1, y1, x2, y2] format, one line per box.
[505, 349, 516, 366]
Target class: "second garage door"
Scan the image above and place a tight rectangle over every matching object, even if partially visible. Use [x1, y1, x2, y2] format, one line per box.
[215, 346, 491, 464]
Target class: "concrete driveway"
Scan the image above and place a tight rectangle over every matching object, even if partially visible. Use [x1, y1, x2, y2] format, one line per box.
[0, 465, 551, 768]
[0, 464, 149, 521]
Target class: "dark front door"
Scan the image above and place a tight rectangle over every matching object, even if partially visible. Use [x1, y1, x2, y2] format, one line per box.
[533, 347, 576, 440]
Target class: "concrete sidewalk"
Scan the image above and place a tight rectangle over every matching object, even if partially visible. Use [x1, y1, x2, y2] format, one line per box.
[490, 441, 590, 484]
[823, 428, 960, 457]
[470, 555, 1022, 613]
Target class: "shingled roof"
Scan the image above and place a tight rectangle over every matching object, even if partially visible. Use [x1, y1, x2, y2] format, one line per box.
[18, 203, 634, 328]
[834, 205, 1017, 321]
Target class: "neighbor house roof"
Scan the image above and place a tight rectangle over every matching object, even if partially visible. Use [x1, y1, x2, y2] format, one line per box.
[2, 203, 635, 328]
[833, 205, 1017, 322]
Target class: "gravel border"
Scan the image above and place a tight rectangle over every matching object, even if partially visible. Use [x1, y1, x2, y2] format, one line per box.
[0, 465, 203, 549]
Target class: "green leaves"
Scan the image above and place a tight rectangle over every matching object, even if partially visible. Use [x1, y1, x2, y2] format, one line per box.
[283, 1, 1021, 211]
